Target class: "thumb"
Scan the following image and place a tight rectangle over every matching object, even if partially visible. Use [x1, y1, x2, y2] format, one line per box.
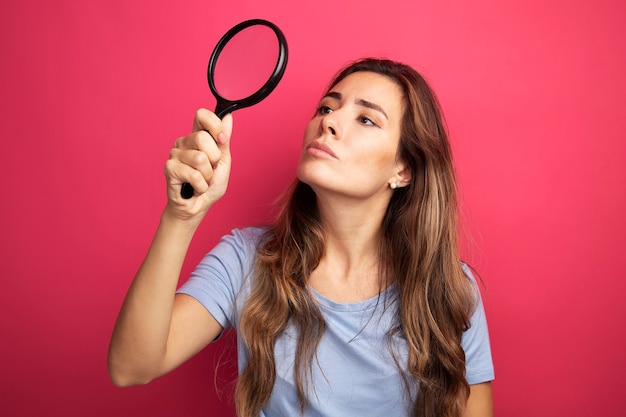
[217, 113, 233, 152]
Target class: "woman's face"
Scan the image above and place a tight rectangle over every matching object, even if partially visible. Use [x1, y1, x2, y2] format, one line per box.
[297, 71, 406, 200]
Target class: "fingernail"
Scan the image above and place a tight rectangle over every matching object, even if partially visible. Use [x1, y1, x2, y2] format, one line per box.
[217, 132, 226, 144]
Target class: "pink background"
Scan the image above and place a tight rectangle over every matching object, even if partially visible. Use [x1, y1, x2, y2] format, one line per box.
[1, 0, 625, 416]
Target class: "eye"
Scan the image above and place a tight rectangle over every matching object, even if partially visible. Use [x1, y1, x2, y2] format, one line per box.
[359, 116, 376, 126]
[317, 105, 333, 115]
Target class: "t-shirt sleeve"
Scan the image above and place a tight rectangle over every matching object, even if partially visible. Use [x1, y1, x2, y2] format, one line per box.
[461, 265, 495, 385]
[176, 227, 262, 330]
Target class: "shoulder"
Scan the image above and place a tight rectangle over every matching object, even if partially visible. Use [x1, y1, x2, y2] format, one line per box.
[460, 261, 484, 305]
[225, 226, 267, 246]
[186, 226, 267, 287]
[176, 227, 268, 329]
[459, 262, 495, 384]
[461, 262, 478, 284]
[210, 226, 267, 260]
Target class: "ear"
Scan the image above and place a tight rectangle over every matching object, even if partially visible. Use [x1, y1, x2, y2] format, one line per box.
[390, 160, 412, 188]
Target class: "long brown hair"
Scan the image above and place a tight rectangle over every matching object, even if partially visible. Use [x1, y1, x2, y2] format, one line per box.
[236, 58, 476, 417]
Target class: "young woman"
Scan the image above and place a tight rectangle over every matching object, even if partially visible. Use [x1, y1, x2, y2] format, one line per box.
[108, 58, 495, 417]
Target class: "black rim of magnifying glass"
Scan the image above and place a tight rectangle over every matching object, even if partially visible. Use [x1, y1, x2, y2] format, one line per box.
[208, 19, 288, 118]
[180, 19, 287, 200]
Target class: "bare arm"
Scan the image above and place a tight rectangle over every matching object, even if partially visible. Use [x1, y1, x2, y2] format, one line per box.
[465, 382, 494, 417]
[107, 110, 233, 386]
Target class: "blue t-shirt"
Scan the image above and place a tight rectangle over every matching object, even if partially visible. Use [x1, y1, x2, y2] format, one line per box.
[177, 228, 494, 416]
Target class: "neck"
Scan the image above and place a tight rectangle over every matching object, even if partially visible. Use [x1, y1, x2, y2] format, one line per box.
[308, 191, 391, 302]
[318, 191, 388, 257]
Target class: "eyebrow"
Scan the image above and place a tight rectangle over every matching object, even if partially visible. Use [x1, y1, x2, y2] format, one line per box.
[324, 91, 389, 120]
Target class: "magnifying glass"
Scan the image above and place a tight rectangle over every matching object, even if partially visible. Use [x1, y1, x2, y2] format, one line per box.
[181, 19, 288, 199]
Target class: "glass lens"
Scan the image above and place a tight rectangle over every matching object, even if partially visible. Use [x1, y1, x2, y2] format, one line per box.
[212, 24, 280, 100]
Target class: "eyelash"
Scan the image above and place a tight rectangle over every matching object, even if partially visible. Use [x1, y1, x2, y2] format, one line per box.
[316, 105, 378, 127]
[359, 116, 375, 126]
[316, 105, 333, 115]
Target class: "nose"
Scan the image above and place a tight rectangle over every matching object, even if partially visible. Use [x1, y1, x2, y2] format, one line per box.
[320, 111, 339, 138]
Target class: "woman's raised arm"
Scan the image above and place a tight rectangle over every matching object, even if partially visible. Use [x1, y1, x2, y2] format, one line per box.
[107, 111, 233, 386]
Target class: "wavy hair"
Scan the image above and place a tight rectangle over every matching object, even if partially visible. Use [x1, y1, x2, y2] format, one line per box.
[235, 58, 476, 417]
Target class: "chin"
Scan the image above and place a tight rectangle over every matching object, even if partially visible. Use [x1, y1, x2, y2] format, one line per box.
[297, 158, 344, 193]
[295, 158, 313, 183]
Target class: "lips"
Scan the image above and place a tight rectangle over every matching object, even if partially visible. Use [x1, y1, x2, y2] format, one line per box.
[305, 141, 338, 159]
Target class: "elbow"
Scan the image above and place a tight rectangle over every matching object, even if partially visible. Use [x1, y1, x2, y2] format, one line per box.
[107, 355, 154, 388]
[108, 371, 139, 388]
[108, 366, 153, 388]
[107, 364, 138, 388]
[109, 372, 134, 388]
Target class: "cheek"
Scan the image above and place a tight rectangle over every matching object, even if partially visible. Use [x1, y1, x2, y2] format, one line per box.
[303, 119, 318, 143]
[353, 142, 399, 169]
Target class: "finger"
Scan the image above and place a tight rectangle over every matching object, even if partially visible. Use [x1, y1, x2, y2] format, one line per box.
[169, 147, 216, 183]
[191, 109, 233, 163]
[193, 108, 223, 138]
[164, 158, 211, 196]
[212, 113, 233, 167]
[174, 130, 221, 163]
[216, 113, 233, 147]
[193, 109, 233, 151]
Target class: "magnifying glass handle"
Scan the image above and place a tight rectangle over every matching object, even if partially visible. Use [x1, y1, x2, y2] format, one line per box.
[180, 182, 195, 199]
[180, 18, 288, 199]
[180, 98, 237, 199]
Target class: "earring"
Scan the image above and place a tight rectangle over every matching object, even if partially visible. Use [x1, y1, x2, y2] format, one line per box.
[390, 181, 401, 189]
